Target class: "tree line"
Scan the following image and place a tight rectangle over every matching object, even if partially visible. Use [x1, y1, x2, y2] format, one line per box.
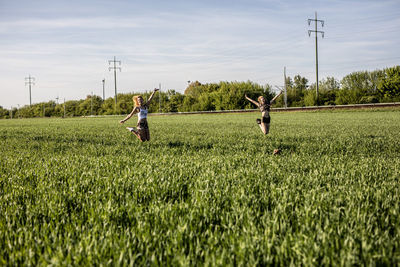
[1, 65, 399, 119]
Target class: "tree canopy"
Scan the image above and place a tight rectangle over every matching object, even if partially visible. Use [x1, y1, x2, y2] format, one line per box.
[2, 65, 399, 119]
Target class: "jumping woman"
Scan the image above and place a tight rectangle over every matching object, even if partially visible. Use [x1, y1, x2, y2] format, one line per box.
[245, 90, 283, 135]
[119, 88, 159, 141]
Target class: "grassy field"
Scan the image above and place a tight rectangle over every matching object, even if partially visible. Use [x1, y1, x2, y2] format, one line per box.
[1, 108, 400, 265]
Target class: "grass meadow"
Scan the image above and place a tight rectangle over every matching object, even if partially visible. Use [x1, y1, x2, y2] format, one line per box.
[1, 108, 400, 265]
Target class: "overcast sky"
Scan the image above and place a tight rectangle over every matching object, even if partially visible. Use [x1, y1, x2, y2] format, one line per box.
[1, 0, 399, 108]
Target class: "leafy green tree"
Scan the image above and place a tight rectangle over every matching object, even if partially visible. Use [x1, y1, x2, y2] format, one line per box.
[0, 106, 8, 119]
[307, 77, 339, 106]
[165, 92, 185, 112]
[79, 96, 103, 116]
[116, 93, 134, 114]
[378, 66, 400, 97]
[197, 93, 215, 111]
[184, 81, 203, 97]
[64, 100, 81, 117]
[286, 75, 308, 106]
[304, 89, 317, 106]
[179, 95, 197, 112]
[101, 98, 116, 115]
[338, 70, 384, 104]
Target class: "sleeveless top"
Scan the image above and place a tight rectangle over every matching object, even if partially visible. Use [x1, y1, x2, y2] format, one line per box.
[259, 103, 270, 113]
[138, 106, 148, 120]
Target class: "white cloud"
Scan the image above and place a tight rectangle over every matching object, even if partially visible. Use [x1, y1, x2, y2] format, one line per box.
[0, 0, 399, 108]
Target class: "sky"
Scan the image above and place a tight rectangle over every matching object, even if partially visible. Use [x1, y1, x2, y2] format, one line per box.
[0, 0, 399, 108]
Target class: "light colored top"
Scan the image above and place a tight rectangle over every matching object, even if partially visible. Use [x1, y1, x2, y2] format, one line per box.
[138, 106, 148, 120]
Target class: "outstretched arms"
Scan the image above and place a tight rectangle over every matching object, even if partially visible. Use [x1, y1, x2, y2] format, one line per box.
[245, 94, 259, 107]
[119, 107, 139, 124]
[270, 90, 283, 104]
[146, 88, 160, 106]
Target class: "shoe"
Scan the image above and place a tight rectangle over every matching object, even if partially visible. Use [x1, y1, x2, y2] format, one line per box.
[273, 149, 281, 155]
[126, 127, 135, 132]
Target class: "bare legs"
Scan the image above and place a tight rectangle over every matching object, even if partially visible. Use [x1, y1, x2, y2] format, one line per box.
[260, 123, 270, 135]
[129, 128, 150, 142]
[256, 119, 270, 135]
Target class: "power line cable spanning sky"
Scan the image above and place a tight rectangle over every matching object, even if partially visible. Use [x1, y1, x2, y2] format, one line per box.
[0, 0, 399, 108]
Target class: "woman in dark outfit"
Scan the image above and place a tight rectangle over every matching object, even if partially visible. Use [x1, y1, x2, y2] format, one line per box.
[245, 91, 283, 135]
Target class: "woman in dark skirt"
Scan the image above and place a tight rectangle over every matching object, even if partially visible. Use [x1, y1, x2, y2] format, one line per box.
[119, 88, 159, 141]
[245, 91, 283, 135]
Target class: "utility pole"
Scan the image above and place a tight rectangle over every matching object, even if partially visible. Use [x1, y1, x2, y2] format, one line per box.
[159, 83, 161, 113]
[91, 91, 93, 116]
[284, 67, 288, 108]
[64, 98, 66, 118]
[108, 56, 121, 108]
[102, 79, 105, 101]
[308, 12, 324, 105]
[25, 75, 35, 106]
[10, 106, 13, 119]
[56, 96, 59, 105]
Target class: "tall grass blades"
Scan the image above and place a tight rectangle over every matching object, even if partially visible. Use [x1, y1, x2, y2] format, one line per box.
[0, 109, 399, 265]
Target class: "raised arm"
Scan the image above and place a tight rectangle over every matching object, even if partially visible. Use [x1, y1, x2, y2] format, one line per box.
[245, 94, 259, 107]
[270, 90, 283, 104]
[119, 107, 139, 124]
[145, 88, 160, 106]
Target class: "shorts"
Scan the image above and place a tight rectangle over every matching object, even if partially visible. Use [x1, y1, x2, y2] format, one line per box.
[262, 116, 271, 124]
[137, 119, 149, 130]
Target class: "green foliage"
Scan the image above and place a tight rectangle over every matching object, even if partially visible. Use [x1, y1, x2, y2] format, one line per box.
[65, 100, 83, 117]
[164, 91, 184, 113]
[378, 66, 400, 97]
[181, 80, 274, 111]
[0, 106, 9, 119]
[180, 95, 197, 112]
[337, 69, 386, 105]
[1, 109, 400, 265]
[3, 66, 399, 119]
[101, 97, 116, 115]
[285, 75, 309, 107]
[303, 89, 317, 106]
[79, 95, 104, 116]
[306, 77, 340, 106]
[184, 81, 204, 97]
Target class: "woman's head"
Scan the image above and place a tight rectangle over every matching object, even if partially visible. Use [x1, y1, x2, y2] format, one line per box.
[258, 96, 266, 105]
[133, 95, 144, 107]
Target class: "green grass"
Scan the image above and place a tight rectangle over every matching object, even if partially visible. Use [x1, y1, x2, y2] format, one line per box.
[1, 109, 400, 266]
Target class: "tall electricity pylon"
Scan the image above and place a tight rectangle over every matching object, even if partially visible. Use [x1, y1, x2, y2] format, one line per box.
[25, 75, 35, 106]
[308, 12, 325, 105]
[108, 56, 121, 107]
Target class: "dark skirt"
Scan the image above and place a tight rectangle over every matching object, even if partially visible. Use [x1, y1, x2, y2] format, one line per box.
[137, 119, 149, 129]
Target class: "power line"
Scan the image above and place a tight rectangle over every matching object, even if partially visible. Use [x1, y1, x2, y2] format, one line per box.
[108, 56, 121, 108]
[308, 11, 324, 105]
[25, 75, 35, 106]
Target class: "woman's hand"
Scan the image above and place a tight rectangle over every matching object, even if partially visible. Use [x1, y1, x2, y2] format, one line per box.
[119, 120, 125, 124]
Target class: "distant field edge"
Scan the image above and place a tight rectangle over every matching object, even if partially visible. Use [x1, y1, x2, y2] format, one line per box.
[11, 102, 393, 119]
[148, 102, 400, 116]
[75, 102, 400, 118]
